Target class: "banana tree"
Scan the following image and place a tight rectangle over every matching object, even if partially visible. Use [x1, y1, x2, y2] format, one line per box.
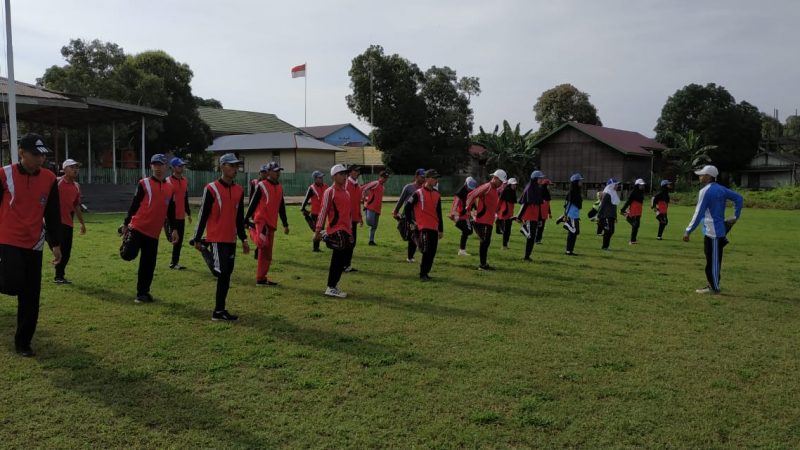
[473, 120, 540, 182]
[664, 130, 716, 183]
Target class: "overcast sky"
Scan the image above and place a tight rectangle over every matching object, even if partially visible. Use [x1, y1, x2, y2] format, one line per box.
[7, 0, 799, 137]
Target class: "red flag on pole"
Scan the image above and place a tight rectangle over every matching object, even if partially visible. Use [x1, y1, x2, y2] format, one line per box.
[291, 64, 306, 78]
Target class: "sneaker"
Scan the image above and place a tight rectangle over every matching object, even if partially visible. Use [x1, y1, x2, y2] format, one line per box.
[420, 275, 432, 282]
[406, 258, 415, 263]
[169, 263, 187, 270]
[134, 294, 154, 304]
[629, 241, 638, 245]
[212, 310, 239, 321]
[312, 248, 322, 252]
[565, 251, 577, 256]
[602, 248, 611, 252]
[53, 278, 72, 284]
[478, 264, 495, 271]
[656, 236, 663, 241]
[344, 266, 358, 273]
[368, 241, 377, 246]
[535, 240, 543, 245]
[15, 345, 35, 357]
[256, 279, 278, 287]
[324, 286, 347, 298]
[523, 257, 533, 262]
[695, 286, 720, 294]
[502, 246, 509, 250]
[457, 249, 469, 256]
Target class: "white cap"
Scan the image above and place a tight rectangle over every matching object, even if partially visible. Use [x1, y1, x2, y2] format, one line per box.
[62, 159, 80, 169]
[694, 165, 719, 178]
[507, 177, 518, 185]
[634, 178, 646, 186]
[491, 169, 507, 183]
[330, 163, 348, 176]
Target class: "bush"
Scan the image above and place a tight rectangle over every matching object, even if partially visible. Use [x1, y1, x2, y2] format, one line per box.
[671, 186, 800, 209]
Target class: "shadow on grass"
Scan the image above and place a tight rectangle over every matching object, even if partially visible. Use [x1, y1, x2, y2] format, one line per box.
[72, 284, 135, 304]
[160, 301, 442, 370]
[38, 343, 268, 447]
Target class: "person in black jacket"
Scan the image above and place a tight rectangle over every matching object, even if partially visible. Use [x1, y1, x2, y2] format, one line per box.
[652, 180, 672, 240]
[516, 170, 545, 261]
[497, 178, 518, 249]
[449, 177, 477, 256]
[597, 178, 621, 251]
[621, 178, 646, 244]
[561, 173, 584, 255]
[536, 179, 553, 244]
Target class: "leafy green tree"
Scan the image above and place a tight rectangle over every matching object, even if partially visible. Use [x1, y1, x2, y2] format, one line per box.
[655, 83, 761, 173]
[472, 121, 538, 182]
[38, 39, 212, 167]
[785, 115, 800, 137]
[347, 45, 479, 174]
[532, 84, 601, 138]
[194, 97, 223, 108]
[664, 130, 716, 182]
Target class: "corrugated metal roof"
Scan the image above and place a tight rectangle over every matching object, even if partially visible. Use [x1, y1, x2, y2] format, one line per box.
[334, 146, 383, 165]
[534, 122, 666, 156]
[0, 77, 72, 100]
[300, 124, 350, 139]
[198, 106, 301, 135]
[207, 132, 344, 152]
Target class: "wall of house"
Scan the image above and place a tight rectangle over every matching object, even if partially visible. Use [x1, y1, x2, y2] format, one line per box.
[296, 150, 336, 174]
[751, 153, 793, 167]
[323, 126, 370, 146]
[539, 128, 626, 184]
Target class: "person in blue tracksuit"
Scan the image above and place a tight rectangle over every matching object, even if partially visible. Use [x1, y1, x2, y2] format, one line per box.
[683, 165, 743, 294]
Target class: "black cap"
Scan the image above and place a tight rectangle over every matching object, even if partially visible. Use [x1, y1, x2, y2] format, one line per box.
[349, 165, 361, 172]
[19, 133, 51, 154]
[424, 169, 440, 178]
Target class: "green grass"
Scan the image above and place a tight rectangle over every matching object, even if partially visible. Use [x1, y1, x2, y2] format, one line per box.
[1, 204, 799, 448]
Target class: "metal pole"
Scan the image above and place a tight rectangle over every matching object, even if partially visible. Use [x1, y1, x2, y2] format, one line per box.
[5, 0, 18, 163]
[87, 124, 92, 184]
[65, 131, 69, 159]
[112, 121, 117, 184]
[304, 62, 307, 127]
[140, 116, 146, 179]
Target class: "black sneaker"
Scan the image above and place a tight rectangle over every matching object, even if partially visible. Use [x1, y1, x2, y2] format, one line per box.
[478, 264, 495, 271]
[53, 278, 72, 284]
[134, 294, 154, 304]
[368, 241, 377, 246]
[565, 251, 578, 256]
[212, 310, 239, 321]
[523, 257, 533, 262]
[169, 263, 187, 270]
[344, 266, 358, 273]
[420, 275, 432, 281]
[15, 345, 35, 357]
[256, 280, 278, 287]
[312, 248, 322, 253]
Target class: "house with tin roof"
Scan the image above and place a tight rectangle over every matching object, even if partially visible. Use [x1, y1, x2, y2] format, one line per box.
[534, 122, 666, 188]
[301, 123, 370, 146]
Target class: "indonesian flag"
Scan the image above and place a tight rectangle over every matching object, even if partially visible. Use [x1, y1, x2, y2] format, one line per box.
[291, 64, 306, 78]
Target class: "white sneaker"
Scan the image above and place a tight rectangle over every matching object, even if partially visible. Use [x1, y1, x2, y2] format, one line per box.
[695, 286, 720, 295]
[406, 258, 416, 263]
[324, 287, 347, 298]
[457, 249, 469, 256]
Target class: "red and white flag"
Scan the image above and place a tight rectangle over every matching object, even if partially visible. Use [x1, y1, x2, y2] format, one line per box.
[291, 64, 306, 78]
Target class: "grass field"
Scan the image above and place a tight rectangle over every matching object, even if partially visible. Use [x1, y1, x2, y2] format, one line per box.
[1, 202, 799, 448]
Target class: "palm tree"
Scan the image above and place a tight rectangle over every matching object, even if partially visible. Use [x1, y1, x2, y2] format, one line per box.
[473, 121, 539, 181]
[665, 130, 716, 183]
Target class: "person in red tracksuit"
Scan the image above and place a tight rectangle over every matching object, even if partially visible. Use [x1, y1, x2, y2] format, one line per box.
[466, 169, 506, 270]
[50, 159, 86, 284]
[0, 133, 62, 357]
[343, 166, 362, 272]
[652, 179, 672, 240]
[517, 171, 546, 261]
[450, 176, 477, 256]
[122, 154, 179, 304]
[536, 178, 553, 244]
[314, 164, 353, 298]
[165, 157, 192, 270]
[404, 170, 444, 281]
[192, 153, 250, 321]
[244, 161, 289, 286]
[249, 165, 270, 202]
[496, 178, 518, 250]
[621, 178, 646, 244]
[301, 171, 328, 252]
[361, 170, 389, 246]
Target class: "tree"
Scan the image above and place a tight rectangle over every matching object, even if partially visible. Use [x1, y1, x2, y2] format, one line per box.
[532, 84, 601, 138]
[38, 39, 212, 167]
[472, 121, 539, 182]
[654, 83, 761, 173]
[346, 45, 479, 174]
[785, 115, 800, 137]
[195, 97, 223, 108]
[664, 130, 716, 183]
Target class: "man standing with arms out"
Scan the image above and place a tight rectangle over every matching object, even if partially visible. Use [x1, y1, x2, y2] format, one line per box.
[683, 165, 742, 294]
[301, 171, 328, 252]
[343, 165, 362, 272]
[192, 153, 250, 321]
[652, 180, 672, 240]
[404, 169, 444, 281]
[122, 154, 179, 303]
[621, 178, 646, 245]
[245, 161, 289, 287]
[50, 159, 86, 284]
[165, 157, 191, 270]
[361, 171, 389, 246]
[0, 133, 62, 357]
[393, 168, 425, 262]
[314, 164, 353, 298]
[466, 169, 506, 270]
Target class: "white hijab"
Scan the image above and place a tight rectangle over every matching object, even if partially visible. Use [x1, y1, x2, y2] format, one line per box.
[603, 182, 620, 205]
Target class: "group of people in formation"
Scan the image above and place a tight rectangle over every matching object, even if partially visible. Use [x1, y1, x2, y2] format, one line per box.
[0, 133, 742, 357]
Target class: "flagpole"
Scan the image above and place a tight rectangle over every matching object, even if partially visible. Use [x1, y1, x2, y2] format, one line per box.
[304, 61, 307, 127]
[5, 0, 19, 163]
